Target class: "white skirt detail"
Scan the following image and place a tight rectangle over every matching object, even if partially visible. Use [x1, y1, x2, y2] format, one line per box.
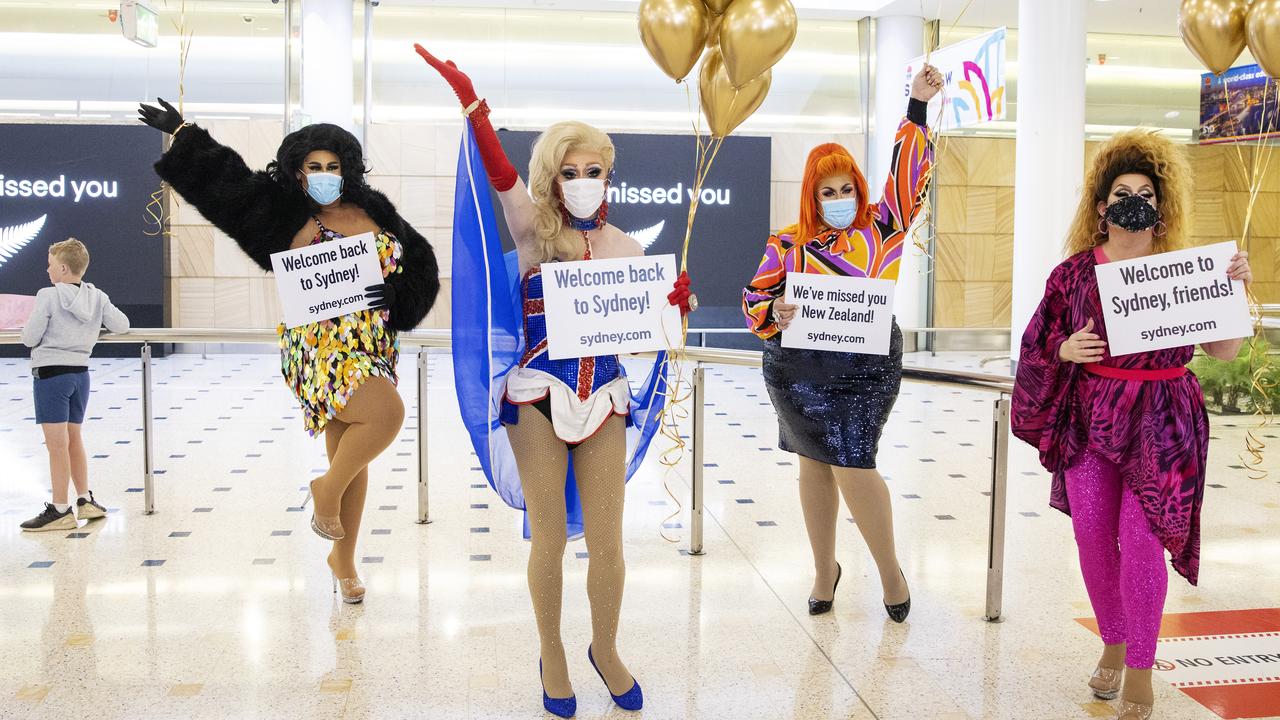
[504, 367, 631, 443]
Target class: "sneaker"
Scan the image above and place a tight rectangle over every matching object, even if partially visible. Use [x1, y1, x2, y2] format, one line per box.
[20, 503, 78, 532]
[76, 492, 107, 521]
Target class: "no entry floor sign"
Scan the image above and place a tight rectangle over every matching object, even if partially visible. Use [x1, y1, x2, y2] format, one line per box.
[1077, 608, 1280, 719]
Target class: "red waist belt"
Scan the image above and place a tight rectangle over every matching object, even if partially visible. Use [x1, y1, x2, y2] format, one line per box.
[1083, 363, 1187, 381]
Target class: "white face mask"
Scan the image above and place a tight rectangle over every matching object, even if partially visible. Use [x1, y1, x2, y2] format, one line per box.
[560, 178, 606, 219]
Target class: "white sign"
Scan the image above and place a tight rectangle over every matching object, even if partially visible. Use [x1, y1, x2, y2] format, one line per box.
[1095, 241, 1252, 357]
[782, 273, 896, 355]
[270, 232, 384, 329]
[905, 27, 1007, 132]
[1155, 633, 1280, 689]
[540, 254, 683, 360]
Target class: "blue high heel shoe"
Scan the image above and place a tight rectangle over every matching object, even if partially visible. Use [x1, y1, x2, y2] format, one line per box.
[539, 660, 576, 718]
[587, 645, 643, 711]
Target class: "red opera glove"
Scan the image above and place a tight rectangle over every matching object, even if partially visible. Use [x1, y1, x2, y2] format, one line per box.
[667, 271, 697, 316]
[413, 43, 517, 192]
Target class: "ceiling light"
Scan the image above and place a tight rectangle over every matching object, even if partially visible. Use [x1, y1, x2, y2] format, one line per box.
[1165, 110, 1181, 119]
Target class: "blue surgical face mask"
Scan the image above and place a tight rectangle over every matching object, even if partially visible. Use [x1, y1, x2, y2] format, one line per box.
[820, 197, 858, 229]
[305, 172, 343, 206]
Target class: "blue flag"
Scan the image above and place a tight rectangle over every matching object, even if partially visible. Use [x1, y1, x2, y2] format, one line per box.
[450, 124, 669, 538]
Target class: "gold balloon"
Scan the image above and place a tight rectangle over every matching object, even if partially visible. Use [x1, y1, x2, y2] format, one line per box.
[703, 0, 735, 12]
[638, 0, 710, 82]
[1178, 0, 1248, 75]
[1247, 0, 1280, 78]
[699, 48, 771, 137]
[719, 0, 798, 88]
[706, 12, 723, 49]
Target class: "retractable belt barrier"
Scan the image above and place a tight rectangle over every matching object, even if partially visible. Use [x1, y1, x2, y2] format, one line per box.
[0, 327, 1016, 621]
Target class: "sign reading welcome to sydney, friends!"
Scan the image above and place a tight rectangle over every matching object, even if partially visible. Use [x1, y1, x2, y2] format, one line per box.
[1094, 241, 1252, 357]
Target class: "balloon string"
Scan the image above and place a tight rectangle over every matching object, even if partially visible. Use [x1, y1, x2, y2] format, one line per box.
[653, 77, 731, 540]
[148, 0, 194, 239]
[916, 0, 976, 264]
[1218, 71, 1273, 480]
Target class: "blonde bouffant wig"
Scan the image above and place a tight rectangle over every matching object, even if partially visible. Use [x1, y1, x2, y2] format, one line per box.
[527, 121, 615, 265]
[1065, 128, 1192, 257]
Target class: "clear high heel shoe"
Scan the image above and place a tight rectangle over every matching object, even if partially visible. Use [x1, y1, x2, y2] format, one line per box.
[1116, 699, 1153, 719]
[331, 574, 365, 604]
[306, 480, 345, 541]
[1089, 665, 1122, 700]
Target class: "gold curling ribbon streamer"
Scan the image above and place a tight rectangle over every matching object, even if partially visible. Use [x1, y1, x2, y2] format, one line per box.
[1219, 71, 1274, 479]
[145, 0, 195, 239]
[651, 80, 732, 542]
[909, 0, 977, 268]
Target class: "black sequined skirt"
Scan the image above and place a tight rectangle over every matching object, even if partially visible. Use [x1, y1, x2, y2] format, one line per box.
[761, 322, 903, 469]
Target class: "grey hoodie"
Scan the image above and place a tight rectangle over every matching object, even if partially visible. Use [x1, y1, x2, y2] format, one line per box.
[21, 282, 130, 369]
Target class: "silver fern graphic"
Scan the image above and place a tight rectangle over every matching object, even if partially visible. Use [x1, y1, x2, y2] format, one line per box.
[627, 220, 665, 250]
[0, 214, 47, 268]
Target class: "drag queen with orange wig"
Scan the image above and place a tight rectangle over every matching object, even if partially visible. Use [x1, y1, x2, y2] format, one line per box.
[743, 65, 940, 621]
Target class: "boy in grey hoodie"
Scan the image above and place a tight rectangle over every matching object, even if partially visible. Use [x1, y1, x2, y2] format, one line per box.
[19, 238, 130, 531]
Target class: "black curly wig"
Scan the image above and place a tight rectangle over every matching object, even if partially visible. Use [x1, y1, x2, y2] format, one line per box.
[266, 123, 371, 206]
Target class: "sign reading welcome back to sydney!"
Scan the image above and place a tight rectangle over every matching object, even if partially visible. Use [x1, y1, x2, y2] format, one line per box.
[0, 124, 164, 356]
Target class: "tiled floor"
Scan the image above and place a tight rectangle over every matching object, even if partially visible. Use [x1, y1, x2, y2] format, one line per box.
[1, 351, 1276, 720]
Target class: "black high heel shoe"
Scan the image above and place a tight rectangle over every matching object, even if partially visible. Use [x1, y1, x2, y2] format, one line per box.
[884, 569, 910, 623]
[808, 563, 842, 616]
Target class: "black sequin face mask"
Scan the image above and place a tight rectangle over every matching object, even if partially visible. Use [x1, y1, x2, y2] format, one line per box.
[1104, 194, 1159, 232]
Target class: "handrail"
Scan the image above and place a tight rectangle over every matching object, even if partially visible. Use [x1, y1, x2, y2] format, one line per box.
[0, 328, 1015, 393]
[0, 326, 1016, 621]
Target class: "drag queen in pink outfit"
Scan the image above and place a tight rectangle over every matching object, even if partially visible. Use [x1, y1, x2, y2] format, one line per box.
[1011, 130, 1252, 720]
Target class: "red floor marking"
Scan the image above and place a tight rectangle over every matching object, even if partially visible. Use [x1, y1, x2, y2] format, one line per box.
[1075, 609, 1280, 719]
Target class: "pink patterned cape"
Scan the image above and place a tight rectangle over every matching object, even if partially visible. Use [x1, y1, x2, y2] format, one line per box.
[1011, 248, 1208, 585]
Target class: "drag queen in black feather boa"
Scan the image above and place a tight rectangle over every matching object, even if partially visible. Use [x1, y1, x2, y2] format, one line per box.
[139, 98, 439, 603]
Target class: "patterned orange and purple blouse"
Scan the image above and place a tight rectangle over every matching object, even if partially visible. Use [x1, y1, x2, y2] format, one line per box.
[743, 115, 932, 340]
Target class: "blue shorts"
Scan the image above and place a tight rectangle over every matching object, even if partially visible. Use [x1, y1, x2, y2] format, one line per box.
[33, 371, 91, 424]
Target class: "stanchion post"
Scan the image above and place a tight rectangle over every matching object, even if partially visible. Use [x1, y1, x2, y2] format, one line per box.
[141, 342, 156, 515]
[689, 363, 706, 556]
[984, 393, 1011, 622]
[416, 349, 431, 524]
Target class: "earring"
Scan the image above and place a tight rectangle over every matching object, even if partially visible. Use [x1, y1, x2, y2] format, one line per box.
[1095, 216, 1108, 241]
[1154, 220, 1167, 238]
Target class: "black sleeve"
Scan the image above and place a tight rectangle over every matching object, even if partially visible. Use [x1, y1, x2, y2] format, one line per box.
[154, 125, 306, 271]
[384, 215, 441, 331]
[907, 97, 929, 128]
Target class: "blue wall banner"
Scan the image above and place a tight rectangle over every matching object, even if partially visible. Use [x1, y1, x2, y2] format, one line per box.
[0, 123, 165, 357]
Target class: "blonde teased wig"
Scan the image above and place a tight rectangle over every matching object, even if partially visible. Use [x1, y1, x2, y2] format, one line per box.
[527, 121, 616, 265]
[1065, 128, 1192, 257]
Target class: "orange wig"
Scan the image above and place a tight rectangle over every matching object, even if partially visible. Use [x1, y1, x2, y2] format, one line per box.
[792, 143, 876, 240]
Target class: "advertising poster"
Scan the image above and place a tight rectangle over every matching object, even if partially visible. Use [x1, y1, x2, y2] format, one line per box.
[904, 27, 1007, 131]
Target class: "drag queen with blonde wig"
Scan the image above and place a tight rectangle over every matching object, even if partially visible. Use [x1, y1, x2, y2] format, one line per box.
[416, 44, 693, 718]
[1012, 129, 1252, 720]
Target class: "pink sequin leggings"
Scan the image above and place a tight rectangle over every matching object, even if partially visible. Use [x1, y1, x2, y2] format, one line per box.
[1065, 450, 1168, 669]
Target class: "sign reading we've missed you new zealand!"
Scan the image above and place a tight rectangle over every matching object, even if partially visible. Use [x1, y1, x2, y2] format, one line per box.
[0, 124, 164, 356]
[492, 131, 771, 345]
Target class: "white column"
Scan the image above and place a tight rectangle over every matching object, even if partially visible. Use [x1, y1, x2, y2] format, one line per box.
[300, 0, 354, 130]
[872, 15, 925, 334]
[1010, 0, 1086, 360]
